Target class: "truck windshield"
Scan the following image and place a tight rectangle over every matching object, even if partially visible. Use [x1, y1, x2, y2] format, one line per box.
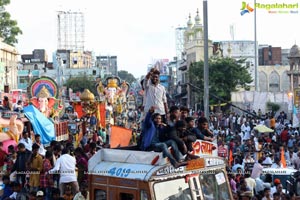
[200, 172, 231, 200]
[154, 178, 192, 200]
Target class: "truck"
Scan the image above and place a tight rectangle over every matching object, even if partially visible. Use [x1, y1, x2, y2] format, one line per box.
[88, 140, 232, 200]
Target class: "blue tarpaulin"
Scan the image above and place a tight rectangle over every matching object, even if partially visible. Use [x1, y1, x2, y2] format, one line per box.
[23, 105, 55, 144]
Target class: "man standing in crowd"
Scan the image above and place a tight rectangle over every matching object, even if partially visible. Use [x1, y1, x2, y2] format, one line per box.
[143, 68, 168, 123]
[49, 148, 79, 197]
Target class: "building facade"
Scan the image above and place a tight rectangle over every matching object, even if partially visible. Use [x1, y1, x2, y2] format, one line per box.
[17, 49, 99, 91]
[0, 38, 18, 91]
[177, 11, 213, 108]
[95, 55, 118, 77]
[218, 40, 256, 88]
[259, 45, 282, 66]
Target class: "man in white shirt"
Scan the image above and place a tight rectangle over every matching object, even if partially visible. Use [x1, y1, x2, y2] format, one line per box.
[251, 159, 264, 179]
[241, 122, 251, 140]
[261, 187, 272, 200]
[143, 68, 168, 122]
[271, 157, 283, 168]
[49, 148, 79, 196]
[18, 131, 33, 151]
[34, 134, 46, 157]
[13, 100, 23, 112]
[245, 173, 256, 197]
[73, 181, 90, 200]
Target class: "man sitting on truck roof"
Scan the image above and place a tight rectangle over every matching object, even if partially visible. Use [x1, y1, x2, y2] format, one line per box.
[140, 106, 186, 168]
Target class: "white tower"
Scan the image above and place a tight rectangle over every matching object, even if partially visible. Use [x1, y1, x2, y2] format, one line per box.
[175, 26, 186, 60]
[57, 11, 85, 51]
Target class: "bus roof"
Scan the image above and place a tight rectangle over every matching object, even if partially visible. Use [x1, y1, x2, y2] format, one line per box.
[88, 148, 225, 181]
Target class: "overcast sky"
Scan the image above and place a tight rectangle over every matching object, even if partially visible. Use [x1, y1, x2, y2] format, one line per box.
[7, 0, 300, 78]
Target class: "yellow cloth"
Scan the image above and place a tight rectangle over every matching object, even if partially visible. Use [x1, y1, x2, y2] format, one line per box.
[6, 130, 18, 143]
[29, 154, 43, 187]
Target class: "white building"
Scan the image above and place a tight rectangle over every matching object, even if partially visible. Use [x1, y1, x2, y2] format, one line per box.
[218, 40, 256, 88]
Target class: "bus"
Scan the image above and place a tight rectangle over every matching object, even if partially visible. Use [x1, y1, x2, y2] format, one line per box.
[88, 140, 233, 200]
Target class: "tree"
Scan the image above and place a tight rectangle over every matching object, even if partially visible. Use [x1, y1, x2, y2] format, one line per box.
[0, 0, 22, 45]
[188, 57, 252, 104]
[64, 75, 97, 95]
[117, 70, 136, 84]
[266, 102, 280, 115]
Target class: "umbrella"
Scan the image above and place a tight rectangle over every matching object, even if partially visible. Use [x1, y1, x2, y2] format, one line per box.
[254, 125, 274, 133]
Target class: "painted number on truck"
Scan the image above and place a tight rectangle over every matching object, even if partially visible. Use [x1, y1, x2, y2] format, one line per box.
[108, 167, 131, 177]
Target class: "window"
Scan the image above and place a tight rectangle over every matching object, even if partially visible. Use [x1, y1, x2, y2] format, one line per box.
[200, 172, 231, 200]
[154, 178, 192, 200]
[95, 189, 106, 200]
[140, 190, 149, 200]
[120, 192, 134, 200]
[19, 76, 28, 84]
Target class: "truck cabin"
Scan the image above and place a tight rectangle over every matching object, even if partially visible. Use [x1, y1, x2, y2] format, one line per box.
[88, 140, 232, 200]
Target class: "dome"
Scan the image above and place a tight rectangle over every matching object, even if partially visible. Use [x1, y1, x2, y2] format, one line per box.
[80, 89, 95, 102]
[289, 44, 300, 58]
[187, 14, 193, 28]
[195, 9, 201, 24]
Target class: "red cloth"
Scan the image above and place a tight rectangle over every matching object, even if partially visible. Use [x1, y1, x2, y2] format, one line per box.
[92, 132, 99, 143]
[229, 141, 235, 151]
[281, 130, 289, 143]
[0, 149, 7, 167]
[40, 159, 53, 188]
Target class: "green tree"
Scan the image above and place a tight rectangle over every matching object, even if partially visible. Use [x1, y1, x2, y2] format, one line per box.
[117, 70, 136, 84]
[64, 75, 97, 95]
[188, 57, 252, 104]
[0, 0, 22, 45]
[266, 102, 280, 115]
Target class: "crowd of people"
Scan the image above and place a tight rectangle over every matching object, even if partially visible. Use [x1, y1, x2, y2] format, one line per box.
[0, 129, 100, 200]
[139, 102, 300, 199]
[136, 67, 300, 199]
[0, 67, 298, 200]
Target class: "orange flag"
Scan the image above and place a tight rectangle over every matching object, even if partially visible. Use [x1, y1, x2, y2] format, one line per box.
[110, 125, 132, 148]
[229, 149, 233, 167]
[281, 148, 287, 168]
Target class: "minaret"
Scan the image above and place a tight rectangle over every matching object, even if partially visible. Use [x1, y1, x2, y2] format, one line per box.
[193, 9, 203, 39]
[287, 44, 300, 92]
[186, 14, 193, 42]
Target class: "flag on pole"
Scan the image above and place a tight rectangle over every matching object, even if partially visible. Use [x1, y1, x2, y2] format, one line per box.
[110, 126, 132, 148]
[229, 149, 233, 167]
[281, 148, 287, 168]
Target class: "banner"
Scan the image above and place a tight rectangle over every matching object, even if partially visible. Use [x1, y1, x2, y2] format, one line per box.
[23, 105, 55, 144]
[73, 102, 84, 119]
[98, 103, 106, 128]
[110, 126, 132, 148]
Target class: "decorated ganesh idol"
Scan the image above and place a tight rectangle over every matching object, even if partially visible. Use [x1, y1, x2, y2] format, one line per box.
[96, 76, 130, 108]
[96, 76, 130, 126]
[29, 77, 64, 119]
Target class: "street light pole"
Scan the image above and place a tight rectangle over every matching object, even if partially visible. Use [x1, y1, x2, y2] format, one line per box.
[254, 0, 258, 91]
[203, 0, 209, 118]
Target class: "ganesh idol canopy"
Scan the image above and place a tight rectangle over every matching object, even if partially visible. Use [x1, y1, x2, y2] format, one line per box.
[27, 76, 64, 119]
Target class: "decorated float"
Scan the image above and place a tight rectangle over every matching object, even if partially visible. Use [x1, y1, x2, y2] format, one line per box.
[0, 112, 25, 153]
[23, 76, 68, 144]
[66, 76, 134, 148]
[96, 76, 131, 127]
